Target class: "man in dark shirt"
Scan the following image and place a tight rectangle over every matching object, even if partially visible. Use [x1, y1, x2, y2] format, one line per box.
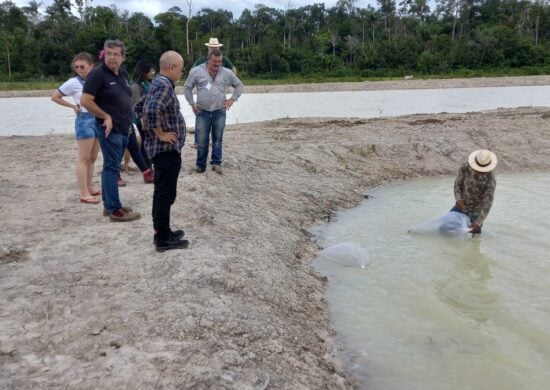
[134, 51, 189, 252]
[81, 39, 141, 222]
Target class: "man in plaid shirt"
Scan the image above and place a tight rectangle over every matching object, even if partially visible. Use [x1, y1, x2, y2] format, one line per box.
[134, 51, 189, 252]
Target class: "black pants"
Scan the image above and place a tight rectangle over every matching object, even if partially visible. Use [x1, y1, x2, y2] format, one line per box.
[152, 150, 181, 240]
[128, 128, 150, 172]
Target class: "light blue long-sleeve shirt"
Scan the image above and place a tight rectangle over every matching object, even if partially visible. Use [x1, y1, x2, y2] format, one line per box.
[183, 64, 243, 112]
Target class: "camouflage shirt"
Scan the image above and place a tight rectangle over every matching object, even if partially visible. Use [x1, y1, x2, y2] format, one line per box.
[454, 163, 496, 225]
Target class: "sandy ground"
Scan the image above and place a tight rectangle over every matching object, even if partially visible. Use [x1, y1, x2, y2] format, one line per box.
[1, 77, 550, 388]
[1, 75, 550, 98]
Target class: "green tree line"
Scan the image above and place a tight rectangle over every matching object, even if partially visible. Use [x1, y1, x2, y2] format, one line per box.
[1, 0, 549, 81]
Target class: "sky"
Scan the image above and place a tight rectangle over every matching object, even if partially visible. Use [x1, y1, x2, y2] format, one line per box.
[11, 0, 370, 19]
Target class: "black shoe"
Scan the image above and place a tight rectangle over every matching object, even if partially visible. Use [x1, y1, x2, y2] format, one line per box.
[170, 229, 185, 239]
[196, 166, 205, 173]
[155, 238, 190, 252]
[154, 230, 185, 245]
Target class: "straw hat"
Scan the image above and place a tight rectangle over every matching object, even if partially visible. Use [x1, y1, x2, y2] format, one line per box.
[205, 38, 223, 47]
[468, 149, 497, 172]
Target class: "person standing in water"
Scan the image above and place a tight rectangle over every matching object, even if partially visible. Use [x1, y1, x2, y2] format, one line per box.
[452, 149, 497, 233]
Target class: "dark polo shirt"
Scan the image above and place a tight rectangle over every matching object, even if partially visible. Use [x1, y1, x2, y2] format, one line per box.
[83, 62, 132, 134]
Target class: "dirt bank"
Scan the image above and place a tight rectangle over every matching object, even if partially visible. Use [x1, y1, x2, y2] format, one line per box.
[1, 106, 550, 388]
[1, 75, 549, 98]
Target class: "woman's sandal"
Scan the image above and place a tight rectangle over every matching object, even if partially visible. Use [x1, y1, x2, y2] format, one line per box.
[90, 189, 101, 196]
[80, 197, 100, 204]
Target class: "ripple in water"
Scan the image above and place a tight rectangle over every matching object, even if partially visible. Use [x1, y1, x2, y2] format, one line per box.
[312, 172, 550, 390]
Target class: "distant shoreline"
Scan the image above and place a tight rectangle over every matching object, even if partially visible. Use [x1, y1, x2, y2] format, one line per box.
[1, 75, 549, 98]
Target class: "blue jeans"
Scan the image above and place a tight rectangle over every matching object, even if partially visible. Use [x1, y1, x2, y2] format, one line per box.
[75, 112, 97, 140]
[450, 206, 482, 233]
[195, 108, 226, 168]
[95, 123, 128, 212]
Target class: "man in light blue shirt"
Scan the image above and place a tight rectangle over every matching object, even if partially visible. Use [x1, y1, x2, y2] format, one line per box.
[183, 48, 243, 174]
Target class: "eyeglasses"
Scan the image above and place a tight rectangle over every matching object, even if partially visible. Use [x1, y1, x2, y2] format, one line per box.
[105, 51, 122, 58]
[73, 65, 87, 70]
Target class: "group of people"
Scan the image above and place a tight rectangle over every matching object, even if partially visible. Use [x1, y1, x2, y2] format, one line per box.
[52, 37, 498, 251]
[52, 38, 243, 251]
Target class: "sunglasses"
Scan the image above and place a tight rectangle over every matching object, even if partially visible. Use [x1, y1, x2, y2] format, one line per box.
[73, 65, 87, 70]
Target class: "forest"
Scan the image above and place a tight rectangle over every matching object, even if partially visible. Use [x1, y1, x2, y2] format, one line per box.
[1, 0, 549, 82]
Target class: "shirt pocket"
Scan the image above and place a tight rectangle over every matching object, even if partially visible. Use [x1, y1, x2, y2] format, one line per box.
[196, 75, 211, 91]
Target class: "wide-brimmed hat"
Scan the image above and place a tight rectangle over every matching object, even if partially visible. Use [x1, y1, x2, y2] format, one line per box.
[205, 38, 223, 47]
[468, 149, 497, 172]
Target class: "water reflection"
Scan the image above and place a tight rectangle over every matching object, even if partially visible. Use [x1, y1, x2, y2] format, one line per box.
[435, 241, 496, 324]
[313, 172, 550, 390]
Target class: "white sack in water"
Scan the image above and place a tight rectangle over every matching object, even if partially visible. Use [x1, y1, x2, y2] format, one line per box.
[409, 211, 472, 240]
[318, 242, 369, 268]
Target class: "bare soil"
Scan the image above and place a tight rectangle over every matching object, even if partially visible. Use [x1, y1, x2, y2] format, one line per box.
[1, 78, 550, 388]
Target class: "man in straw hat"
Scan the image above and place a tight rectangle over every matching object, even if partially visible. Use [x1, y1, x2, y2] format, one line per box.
[184, 48, 243, 175]
[452, 149, 497, 233]
[193, 37, 237, 75]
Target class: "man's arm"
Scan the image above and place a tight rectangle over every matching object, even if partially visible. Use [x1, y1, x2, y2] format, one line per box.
[228, 72, 243, 101]
[143, 80, 176, 144]
[80, 93, 114, 136]
[183, 68, 199, 113]
[475, 175, 496, 226]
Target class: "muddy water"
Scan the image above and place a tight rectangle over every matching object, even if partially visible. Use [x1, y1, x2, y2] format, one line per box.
[312, 172, 550, 390]
[2, 85, 550, 136]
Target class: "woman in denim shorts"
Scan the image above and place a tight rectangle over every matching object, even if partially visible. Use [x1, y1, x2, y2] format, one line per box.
[51, 52, 101, 204]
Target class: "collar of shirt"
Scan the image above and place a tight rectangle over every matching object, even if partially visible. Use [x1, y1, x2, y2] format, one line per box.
[157, 74, 175, 88]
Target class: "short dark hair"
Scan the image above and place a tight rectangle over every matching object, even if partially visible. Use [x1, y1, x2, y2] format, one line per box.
[132, 59, 155, 83]
[104, 39, 125, 56]
[208, 48, 223, 59]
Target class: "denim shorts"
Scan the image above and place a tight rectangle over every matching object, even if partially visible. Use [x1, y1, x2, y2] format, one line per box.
[75, 112, 97, 140]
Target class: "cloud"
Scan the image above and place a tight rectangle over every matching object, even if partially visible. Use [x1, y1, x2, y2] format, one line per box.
[12, 0, 350, 20]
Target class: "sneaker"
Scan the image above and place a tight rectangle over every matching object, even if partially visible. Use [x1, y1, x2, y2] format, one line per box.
[212, 165, 223, 174]
[109, 208, 141, 222]
[103, 206, 133, 217]
[118, 175, 126, 187]
[155, 238, 190, 252]
[143, 168, 154, 183]
[196, 166, 206, 173]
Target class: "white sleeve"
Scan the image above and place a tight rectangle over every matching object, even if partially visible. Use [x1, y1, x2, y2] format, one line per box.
[57, 77, 84, 108]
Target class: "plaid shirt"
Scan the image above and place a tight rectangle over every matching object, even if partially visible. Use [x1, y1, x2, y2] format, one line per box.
[134, 75, 186, 159]
[454, 163, 496, 225]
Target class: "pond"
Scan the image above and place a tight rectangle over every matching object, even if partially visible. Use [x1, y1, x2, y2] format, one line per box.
[312, 172, 550, 390]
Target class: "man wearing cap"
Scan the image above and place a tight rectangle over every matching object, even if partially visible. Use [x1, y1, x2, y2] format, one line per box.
[193, 38, 237, 75]
[452, 149, 497, 233]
